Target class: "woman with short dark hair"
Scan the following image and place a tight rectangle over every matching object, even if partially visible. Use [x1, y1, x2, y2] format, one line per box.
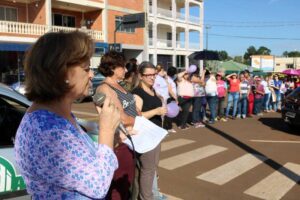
[15, 31, 120, 199]
[97, 51, 139, 200]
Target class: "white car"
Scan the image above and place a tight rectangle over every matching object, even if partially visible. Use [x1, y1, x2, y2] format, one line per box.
[0, 83, 98, 199]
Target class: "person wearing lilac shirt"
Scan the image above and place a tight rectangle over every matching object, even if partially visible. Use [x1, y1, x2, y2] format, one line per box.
[14, 31, 120, 199]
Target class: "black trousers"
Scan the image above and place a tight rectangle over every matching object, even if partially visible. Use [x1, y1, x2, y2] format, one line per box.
[178, 97, 193, 127]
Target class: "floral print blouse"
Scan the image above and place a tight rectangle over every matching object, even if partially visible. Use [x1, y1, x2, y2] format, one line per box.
[14, 110, 118, 199]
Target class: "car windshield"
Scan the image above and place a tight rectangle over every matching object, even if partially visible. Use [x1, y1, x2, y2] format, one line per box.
[288, 87, 300, 99]
[0, 95, 27, 147]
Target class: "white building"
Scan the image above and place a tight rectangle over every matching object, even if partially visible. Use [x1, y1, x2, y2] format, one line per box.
[146, 0, 204, 69]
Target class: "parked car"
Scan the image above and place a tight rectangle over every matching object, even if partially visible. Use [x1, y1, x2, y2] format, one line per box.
[0, 83, 98, 199]
[10, 81, 26, 95]
[281, 87, 300, 128]
[92, 72, 105, 93]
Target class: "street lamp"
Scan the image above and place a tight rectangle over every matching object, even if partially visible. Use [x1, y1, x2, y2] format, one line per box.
[205, 25, 211, 50]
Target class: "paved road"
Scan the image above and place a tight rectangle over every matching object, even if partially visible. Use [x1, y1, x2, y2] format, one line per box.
[72, 102, 300, 200]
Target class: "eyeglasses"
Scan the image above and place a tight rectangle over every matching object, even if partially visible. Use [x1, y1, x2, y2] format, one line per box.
[142, 73, 157, 78]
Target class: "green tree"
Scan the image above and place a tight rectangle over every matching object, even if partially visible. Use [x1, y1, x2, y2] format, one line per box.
[243, 46, 257, 65]
[233, 56, 243, 63]
[284, 51, 300, 57]
[257, 46, 271, 55]
[282, 51, 289, 57]
[218, 50, 229, 61]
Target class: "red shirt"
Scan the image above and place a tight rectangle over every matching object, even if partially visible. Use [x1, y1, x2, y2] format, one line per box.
[229, 79, 240, 92]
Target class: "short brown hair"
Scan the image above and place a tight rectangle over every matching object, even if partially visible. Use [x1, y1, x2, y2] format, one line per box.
[98, 51, 125, 77]
[24, 31, 94, 102]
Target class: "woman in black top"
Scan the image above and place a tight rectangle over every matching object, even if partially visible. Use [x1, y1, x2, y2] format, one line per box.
[132, 61, 167, 200]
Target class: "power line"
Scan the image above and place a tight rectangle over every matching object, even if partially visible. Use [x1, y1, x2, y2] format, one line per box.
[205, 20, 300, 24]
[203, 20, 300, 28]
[209, 33, 300, 40]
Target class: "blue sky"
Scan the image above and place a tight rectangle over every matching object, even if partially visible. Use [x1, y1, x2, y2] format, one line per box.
[191, 0, 300, 57]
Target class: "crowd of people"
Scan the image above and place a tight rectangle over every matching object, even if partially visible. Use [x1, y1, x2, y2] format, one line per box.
[151, 66, 300, 129]
[14, 31, 300, 200]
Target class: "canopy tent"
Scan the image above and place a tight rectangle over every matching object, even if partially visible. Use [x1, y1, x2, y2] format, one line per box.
[211, 60, 262, 75]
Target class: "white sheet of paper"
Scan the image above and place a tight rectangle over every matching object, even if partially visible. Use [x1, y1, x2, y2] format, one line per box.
[124, 116, 168, 153]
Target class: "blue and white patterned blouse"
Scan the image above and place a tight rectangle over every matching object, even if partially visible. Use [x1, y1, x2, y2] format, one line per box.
[14, 110, 118, 199]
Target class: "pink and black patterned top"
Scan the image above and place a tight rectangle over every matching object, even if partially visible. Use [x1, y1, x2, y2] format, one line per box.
[14, 110, 118, 199]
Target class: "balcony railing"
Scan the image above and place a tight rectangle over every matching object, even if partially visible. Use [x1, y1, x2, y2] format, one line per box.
[176, 40, 185, 49]
[0, 20, 104, 40]
[149, 6, 153, 14]
[176, 12, 185, 21]
[189, 16, 201, 24]
[157, 7, 173, 18]
[157, 39, 172, 48]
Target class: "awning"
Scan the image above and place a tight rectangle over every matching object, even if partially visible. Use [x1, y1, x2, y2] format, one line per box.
[0, 42, 32, 52]
[95, 42, 108, 49]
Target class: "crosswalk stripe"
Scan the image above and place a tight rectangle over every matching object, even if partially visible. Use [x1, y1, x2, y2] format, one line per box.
[162, 193, 183, 200]
[161, 139, 195, 152]
[196, 154, 267, 185]
[244, 162, 300, 200]
[159, 145, 227, 170]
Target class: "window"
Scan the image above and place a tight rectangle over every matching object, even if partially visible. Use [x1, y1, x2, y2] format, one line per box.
[94, 47, 105, 56]
[0, 6, 17, 21]
[0, 96, 27, 147]
[115, 16, 135, 33]
[53, 14, 75, 27]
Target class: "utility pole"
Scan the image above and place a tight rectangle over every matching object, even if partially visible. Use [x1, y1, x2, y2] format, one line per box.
[205, 25, 211, 50]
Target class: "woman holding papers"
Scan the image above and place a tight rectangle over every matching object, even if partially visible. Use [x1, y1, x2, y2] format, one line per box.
[132, 61, 167, 200]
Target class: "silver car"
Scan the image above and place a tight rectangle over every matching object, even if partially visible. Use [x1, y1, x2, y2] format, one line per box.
[0, 83, 98, 199]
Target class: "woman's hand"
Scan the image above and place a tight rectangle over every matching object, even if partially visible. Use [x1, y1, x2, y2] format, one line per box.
[98, 96, 121, 148]
[118, 126, 138, 142]
[156, 106, 167, 116]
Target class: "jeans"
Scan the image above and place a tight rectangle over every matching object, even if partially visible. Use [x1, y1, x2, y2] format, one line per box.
[226, 92, 239, 117]
[217, 96, 226, 118]
[273, 92, 281, 111]
[237, 93, 248, 117]
[254, 98, 263, 114]
[200, 97, 207, 121]
[192, 97, 202, 123]
[206, 96, 217, 122]
[263, 93, 271, 111]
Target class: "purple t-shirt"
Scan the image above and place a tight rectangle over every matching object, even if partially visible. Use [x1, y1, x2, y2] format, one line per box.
[15, 110, 118, 199]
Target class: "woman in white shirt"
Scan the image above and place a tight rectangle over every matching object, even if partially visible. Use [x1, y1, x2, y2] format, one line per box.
[205, 72, 218, 124]
[177, 70, 194, 130]
[262, 76, 271, 112]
